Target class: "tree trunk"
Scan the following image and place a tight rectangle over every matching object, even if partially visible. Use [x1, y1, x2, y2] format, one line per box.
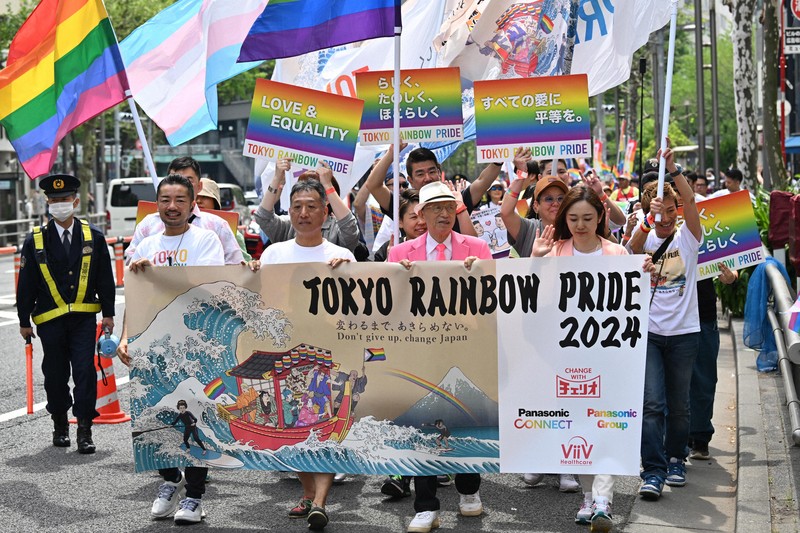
[722, 0, 757, 186]
[761, 1, 789, 190]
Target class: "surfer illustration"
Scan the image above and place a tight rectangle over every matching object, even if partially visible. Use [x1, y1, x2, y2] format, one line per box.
[424, 419, 451, 450]
[171, 400, 207, 455]
[333, 364, 367, 412]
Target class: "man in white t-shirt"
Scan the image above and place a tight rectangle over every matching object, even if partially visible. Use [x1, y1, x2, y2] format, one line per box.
[121, 174, 224, 526]
[125, 156, 243, 265]
[628, 147, 702, 501]
[260, 178, 353, 531]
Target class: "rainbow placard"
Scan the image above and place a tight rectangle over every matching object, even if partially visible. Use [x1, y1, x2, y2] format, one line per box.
[355, 67, 463, 145]
[243, 79, 364, 175]
[696, 191, 765, 280]
[135, 201, 239, 233]
[473, 74, 591, 163]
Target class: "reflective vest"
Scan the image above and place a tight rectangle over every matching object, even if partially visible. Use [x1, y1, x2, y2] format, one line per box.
[31, 219, 101, 325]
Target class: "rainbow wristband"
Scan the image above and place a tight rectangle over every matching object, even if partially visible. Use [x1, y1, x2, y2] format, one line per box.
[507, 190, 520, 199]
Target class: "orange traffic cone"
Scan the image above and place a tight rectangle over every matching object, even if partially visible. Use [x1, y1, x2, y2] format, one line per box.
[92, 355, 131, 424]
[71, 323, 131, 425]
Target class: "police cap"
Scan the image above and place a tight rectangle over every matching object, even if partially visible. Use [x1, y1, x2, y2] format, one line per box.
[39, 174, 80, 198]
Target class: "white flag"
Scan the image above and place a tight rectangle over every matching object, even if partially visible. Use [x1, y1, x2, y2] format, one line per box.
[572, 0, 672, 95]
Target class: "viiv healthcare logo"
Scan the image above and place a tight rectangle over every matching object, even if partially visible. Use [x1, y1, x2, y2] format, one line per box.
[560, 436, 593, 466]
[556, 367, 600, 398]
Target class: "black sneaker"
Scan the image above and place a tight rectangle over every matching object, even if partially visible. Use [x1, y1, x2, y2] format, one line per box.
[689, 442, 710, 460]
[381, 475, 411, 498]
[307, 506, 328, 530]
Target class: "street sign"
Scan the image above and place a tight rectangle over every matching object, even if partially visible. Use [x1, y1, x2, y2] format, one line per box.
[786, 27, 800, 54]
[793, 0, 800, 22]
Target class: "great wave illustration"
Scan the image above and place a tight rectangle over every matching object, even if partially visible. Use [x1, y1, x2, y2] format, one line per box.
[128, 281, 499, 475]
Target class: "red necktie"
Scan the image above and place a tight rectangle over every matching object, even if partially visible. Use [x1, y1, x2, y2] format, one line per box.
[435, 243, 446, 261]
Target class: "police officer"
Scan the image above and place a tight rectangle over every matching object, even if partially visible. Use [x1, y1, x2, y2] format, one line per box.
[17, 174, 115, 454]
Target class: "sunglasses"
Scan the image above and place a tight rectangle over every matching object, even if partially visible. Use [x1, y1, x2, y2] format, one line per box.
[489, 186, 503, 191]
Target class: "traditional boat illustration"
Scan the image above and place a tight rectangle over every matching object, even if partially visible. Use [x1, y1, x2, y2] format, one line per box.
[217, 344, 354, 450]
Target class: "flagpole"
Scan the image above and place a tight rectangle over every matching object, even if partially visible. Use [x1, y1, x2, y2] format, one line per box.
[392, 4, 402, 245]
[125, 91, 159, 188]
[655, 1, 679, 221]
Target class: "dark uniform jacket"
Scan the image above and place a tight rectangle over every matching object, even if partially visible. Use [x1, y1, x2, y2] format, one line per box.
[17, 218, 115, 328]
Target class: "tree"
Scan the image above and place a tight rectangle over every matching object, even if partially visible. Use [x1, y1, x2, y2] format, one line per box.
[761, 0, 789, 190]
[722, 0, 757, 186]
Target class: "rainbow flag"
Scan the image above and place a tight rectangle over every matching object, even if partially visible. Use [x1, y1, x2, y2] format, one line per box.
[364, 348, 386, 362]
[204, 377, 225, 400]
[0, 0, 129, 179]
[539, 14, 554, 34]
[239, 0, 400, 62]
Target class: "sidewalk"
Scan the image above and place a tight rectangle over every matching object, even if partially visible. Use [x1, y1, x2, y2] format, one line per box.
[624, 318, 800, 532]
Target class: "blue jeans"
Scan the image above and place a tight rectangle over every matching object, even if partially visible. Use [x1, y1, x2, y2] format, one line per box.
[640, 332, 699, 479]
[689, 321, 720, 446]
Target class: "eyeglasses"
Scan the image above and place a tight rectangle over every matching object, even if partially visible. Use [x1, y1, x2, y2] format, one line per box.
[426, 203, 457, 214]
[387, 182, 410, 189]
[540, 195, 565, 204]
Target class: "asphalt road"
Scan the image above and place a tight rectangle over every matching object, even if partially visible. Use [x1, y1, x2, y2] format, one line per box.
[0, 255, 643, 532]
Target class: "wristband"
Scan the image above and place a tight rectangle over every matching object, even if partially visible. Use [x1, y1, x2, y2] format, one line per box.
[267, 184, 279, 194]
[492, 162, 503, 167]
[456, 204, 467, 215]
[599, 193, 609, 202]
[638, 222, 652, 234]
[325, 187, 336, 195]
[507, 190, 520, 199]
[669, 169, 683, 178]
[622, 234, 631, 244]
[643, 213, 655, 229]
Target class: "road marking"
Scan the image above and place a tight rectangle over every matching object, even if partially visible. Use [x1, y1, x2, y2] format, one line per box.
[0, 375, 129, 423]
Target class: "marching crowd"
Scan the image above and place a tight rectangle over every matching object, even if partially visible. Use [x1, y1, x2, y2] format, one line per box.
[17, 145, 743, 532]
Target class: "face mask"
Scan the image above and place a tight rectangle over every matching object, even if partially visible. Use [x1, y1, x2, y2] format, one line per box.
[49, 201, 75, 221]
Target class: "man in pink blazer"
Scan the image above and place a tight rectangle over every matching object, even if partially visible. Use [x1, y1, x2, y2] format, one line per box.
[388, 181, 492, 266]
[387, 181, 490, 533]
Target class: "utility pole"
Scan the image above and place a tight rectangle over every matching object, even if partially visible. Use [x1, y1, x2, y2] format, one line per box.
[709, 0, 721, 180]
[694, 0, 706, 171]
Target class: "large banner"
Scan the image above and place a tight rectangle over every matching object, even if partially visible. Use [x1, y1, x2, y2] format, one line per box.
[126, 257, 648, 475]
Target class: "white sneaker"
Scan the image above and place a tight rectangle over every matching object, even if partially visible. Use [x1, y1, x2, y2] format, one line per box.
[559, 473, 580, 493]
[174, 497, 205, 525]
[150, 475, 185, 519]
[522, 473, 544, 486]
[407, 510, 439, 533]
[458, 491, 483, 517]
[575, 492, 593, 524]
[591, 496, 613, 533]
[333, 472, 348, 484]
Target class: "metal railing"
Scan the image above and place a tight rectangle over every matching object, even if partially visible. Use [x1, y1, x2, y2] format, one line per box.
[764, 259, 800, 445]
[0, 218, 36, 246]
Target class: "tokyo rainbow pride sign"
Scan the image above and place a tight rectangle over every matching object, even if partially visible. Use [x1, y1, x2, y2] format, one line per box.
[355, 67, 463, 145]
[243, 79, 364, 175]
[473, 74, 591, 163]
[696, 190, 765, 280]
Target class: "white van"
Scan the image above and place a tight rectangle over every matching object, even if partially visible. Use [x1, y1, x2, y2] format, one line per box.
[106, 177, 158, 236]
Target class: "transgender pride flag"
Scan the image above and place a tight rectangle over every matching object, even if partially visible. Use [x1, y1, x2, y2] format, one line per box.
[120, 0, 267, 146]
